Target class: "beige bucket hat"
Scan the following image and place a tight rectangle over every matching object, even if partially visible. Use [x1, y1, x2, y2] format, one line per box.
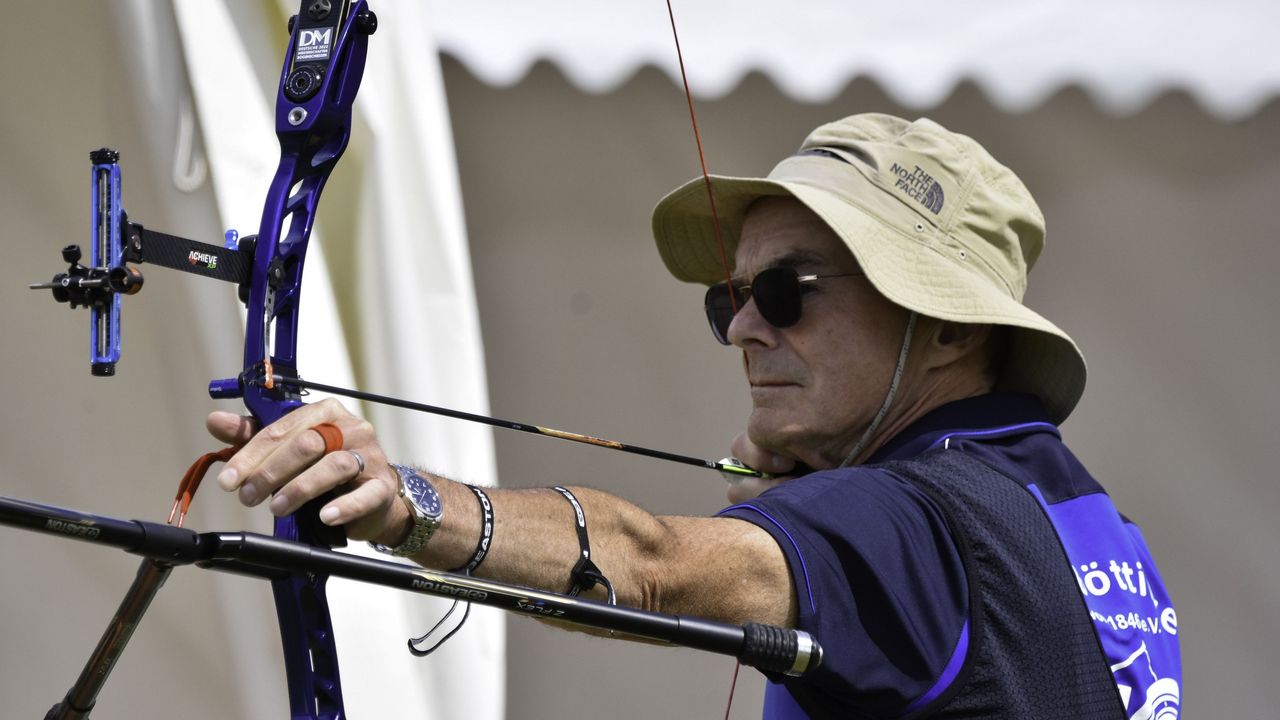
[652, 113, 1086, 424]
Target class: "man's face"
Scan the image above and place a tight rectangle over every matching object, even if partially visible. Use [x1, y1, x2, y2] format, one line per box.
[728, 196, 912, 469]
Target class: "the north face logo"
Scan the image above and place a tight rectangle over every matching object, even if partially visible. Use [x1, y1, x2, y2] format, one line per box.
[890, 162, 944, 214]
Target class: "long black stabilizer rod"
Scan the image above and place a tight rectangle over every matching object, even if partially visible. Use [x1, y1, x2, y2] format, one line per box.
[0, 495, 821, 678]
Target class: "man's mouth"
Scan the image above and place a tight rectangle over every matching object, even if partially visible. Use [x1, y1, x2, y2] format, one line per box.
[749, 379, 800, 394]
[749, 376, 798, 387]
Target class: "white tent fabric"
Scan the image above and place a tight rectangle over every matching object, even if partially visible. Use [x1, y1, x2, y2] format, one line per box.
[426, 0, 1280, 120]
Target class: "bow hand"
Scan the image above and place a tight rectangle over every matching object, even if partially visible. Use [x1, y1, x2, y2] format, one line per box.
[209, 400, 404, 544]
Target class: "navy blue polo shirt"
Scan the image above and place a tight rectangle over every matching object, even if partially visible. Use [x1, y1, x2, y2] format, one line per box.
[719, 393, 1181, 719]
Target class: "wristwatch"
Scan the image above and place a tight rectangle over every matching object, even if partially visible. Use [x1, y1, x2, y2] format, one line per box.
[371, 464, 443, 557]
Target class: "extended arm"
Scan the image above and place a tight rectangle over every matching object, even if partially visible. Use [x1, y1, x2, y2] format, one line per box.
[209, 400, 797, 628]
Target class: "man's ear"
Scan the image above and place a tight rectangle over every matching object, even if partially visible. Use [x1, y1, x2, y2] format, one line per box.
[937, 322, 990, 348]
[926, 321, 993, 368]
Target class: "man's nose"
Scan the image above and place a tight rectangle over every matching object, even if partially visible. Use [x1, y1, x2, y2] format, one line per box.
[727, 296, 776, 348]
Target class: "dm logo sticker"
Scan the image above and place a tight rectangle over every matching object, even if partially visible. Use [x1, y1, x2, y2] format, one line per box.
[296, 28, 333, 62]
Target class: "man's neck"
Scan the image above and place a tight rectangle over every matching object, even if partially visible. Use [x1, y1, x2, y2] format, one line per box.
[832, 371, 995, 468]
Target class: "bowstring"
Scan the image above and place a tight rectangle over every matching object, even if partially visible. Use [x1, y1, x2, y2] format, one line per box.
[663, 3, 744, 716]
[665, 0, 738, 314]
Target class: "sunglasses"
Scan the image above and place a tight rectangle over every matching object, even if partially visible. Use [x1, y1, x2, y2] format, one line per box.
[704, 266, 861, 345]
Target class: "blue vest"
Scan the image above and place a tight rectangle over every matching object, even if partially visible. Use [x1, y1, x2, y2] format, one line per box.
[885, 449, 1126, 718]
[733, 396, 1181, 719]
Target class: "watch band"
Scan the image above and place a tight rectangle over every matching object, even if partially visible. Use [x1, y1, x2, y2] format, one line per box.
[371, 464, 442, 557]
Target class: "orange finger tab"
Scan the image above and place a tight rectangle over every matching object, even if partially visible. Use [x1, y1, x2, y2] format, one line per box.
[311, 422, 344, 454]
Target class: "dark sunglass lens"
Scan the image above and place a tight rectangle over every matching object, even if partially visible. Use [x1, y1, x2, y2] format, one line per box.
[752, 267, 803, 328]
[704, 283, 737, 345]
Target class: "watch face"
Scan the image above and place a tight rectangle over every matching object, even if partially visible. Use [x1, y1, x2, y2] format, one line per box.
[404, 471, 443, 518]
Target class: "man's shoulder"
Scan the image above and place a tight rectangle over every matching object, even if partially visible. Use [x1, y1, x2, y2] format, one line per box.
[894, 419, 1110, 505]
[721, 463, 954, 541]
[759, 462, 941, 505]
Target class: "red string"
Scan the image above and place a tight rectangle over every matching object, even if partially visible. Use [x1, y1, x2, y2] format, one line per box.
[665, 0, 738, 313]
[168, 445, 240, 527]
[724, 660, 742, 719]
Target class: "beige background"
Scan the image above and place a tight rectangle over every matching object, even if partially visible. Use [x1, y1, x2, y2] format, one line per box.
[1, 4, 1276, 719]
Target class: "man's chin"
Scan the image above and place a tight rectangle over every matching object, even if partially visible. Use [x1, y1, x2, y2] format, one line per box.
[746, 411, 807, 457]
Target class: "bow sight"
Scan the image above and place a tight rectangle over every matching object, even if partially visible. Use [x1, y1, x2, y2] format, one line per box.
[27, 148, 136, 378]
[29, 148, 255, 376]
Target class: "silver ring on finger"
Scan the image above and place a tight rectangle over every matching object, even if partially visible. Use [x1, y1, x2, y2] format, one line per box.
[345, 449, 366, 477]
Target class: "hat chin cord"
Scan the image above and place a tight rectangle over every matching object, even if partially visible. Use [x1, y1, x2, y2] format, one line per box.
[838, 311, 918, 468]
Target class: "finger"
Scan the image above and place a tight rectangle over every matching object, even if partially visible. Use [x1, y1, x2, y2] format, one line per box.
[318, 473, 398, 539]
[236, 425, 331, 506]
[729, 433, 796, 475]
[218, 398, 352, 493]
[268, 449, 364, 517]
[207, 411, 258, 445]
[726, 475, 790, 504]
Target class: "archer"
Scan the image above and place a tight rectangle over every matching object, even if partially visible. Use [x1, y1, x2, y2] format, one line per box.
[210, 114, 1181, 719]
